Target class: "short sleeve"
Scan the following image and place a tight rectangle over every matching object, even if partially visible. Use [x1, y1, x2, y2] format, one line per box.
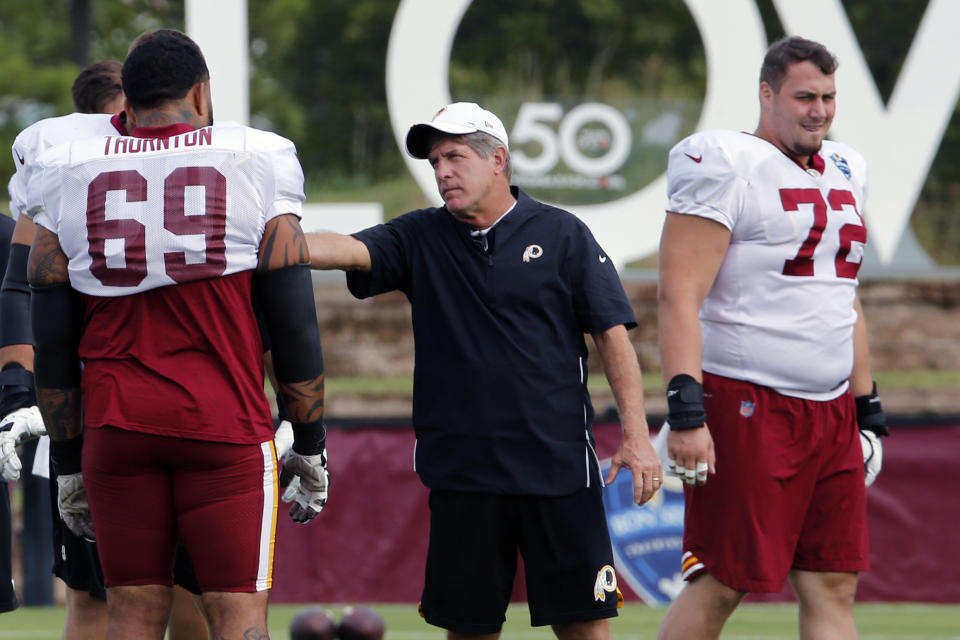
[8, 134, 33, 218]
[24, 152, 59, 232]
[666, 133, 746, 230]
[346, 214, 417, 299]
[264, 138, 305, 221]
[569, 218, 637, 334]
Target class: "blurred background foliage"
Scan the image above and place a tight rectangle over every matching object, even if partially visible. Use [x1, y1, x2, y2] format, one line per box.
[1, 0, 957, 262]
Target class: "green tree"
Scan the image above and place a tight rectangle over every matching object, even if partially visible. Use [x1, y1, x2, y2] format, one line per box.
[249, 0, 401, 186]
[0, 0, 183, 198]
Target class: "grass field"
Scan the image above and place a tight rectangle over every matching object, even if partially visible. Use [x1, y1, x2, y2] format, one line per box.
[2, 602, 960, 639]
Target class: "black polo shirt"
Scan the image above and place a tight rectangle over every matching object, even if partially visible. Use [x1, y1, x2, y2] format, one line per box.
[347, 188, 636, 496]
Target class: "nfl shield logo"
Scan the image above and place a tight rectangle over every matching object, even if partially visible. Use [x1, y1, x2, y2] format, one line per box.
[601, 460, 686, 605]
[739, 401, 755, 418]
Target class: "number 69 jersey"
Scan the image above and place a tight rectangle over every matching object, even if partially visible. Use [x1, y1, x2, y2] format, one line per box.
[25, 122, 305, 444]
[666, 130, 868, 399]
[28, 121, 304, 296]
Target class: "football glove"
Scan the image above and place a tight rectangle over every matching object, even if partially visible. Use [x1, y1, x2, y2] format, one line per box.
[0, 406, 46, 481]
[279, 448, 329, 523]
[856, 381, 888, 486]
[860, 429, 883, 488]
[274, 420, 294, 460]
[57, 472, 95, 540]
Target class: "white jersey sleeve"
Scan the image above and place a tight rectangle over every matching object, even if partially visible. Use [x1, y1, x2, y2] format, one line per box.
[665, 131, 869, 398]
[9, 113, 121, 219]
[666, 131, 747, 230]
[28, 122, 305, 297]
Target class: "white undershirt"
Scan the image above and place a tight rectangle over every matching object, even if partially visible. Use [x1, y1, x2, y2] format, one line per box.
[469, 201, 517, 238]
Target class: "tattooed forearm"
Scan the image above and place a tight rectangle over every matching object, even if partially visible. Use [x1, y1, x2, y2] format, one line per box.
[278, 374, 325, 424]
[36, 387, 83, 441]
[258, 214, 309, 271]
[28, 228, 70, 286]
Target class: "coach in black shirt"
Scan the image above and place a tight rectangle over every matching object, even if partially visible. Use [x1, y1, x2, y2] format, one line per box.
[308, 102, 660, 640]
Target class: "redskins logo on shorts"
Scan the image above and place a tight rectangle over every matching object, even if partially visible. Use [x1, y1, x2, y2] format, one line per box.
[593, 564, 620, 603]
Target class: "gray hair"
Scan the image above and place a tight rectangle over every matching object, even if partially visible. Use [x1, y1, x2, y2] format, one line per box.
[423, 130, 512, 181]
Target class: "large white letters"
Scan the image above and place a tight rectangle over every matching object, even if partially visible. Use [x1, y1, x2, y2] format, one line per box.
[773, 0, 960, 263]
[188, 0, 960, 266]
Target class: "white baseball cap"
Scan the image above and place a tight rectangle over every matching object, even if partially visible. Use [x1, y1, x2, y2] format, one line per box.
[405, 102, 509, 159]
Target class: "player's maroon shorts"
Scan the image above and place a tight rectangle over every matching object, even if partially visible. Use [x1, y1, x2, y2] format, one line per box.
[680, 372, 868, 593]
[83, 426, 279, 592]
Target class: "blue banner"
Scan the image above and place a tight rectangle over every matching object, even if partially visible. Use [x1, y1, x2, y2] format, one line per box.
[600, 460, 686, 605]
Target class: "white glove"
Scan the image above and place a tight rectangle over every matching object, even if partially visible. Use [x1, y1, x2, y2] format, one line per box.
[279, 448, 329, 523]
[652, 421, 671, 467]
[860, 430, 883, 487]
[0, 406, 46, 481]
[57, 472, 95, 540]
[0, 436, 20, 482]
[274, 420, 294, 460]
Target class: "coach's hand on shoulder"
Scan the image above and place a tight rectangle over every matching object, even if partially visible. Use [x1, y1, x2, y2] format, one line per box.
[280, 447, 330, 524]
[856, 381, 888, 487]
[57, 472, 95, 540]
[0, 406, 46, 481]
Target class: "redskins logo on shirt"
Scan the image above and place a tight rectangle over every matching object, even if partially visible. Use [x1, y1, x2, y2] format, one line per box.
[521, 244, 543, 262]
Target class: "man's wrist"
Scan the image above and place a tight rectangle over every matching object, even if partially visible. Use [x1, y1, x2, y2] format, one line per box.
[855, 381, 888, 437]
[50, 434, 83, 475]
[291, 419, 327, 456]
[0, 363, 36, 417]
[666, 373, 706, 430]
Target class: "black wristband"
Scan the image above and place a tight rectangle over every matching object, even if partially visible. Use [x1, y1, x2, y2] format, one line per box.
[667, 374, 706, 430]
[855, 381, 889, 437]
[291, 419, 327, 456]
[50, 434, 83, 476]
[0, 363, 36, 417]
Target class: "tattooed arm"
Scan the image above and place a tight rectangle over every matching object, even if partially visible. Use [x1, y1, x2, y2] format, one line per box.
[255, 214, 325, 432]
[27, 226, 83, 443]
[255, 214, 328, 522]
[29, 225, 95, 540]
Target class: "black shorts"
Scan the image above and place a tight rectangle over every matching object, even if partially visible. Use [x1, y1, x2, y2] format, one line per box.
[48, 460, 202, 597]
[1, 482, 18, 613]
[420, 477, 620, 633]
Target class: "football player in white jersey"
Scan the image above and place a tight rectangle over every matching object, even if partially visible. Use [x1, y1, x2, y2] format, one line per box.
[0, 61, 211, 639]
[26, 30, 327, 640]
[656, 36, 888, 640]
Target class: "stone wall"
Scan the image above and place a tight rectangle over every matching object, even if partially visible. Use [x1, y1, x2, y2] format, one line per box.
[314, 275, 960, 416]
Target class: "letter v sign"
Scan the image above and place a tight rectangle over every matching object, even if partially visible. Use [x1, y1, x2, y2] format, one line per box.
[774, 0, 960, 264]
